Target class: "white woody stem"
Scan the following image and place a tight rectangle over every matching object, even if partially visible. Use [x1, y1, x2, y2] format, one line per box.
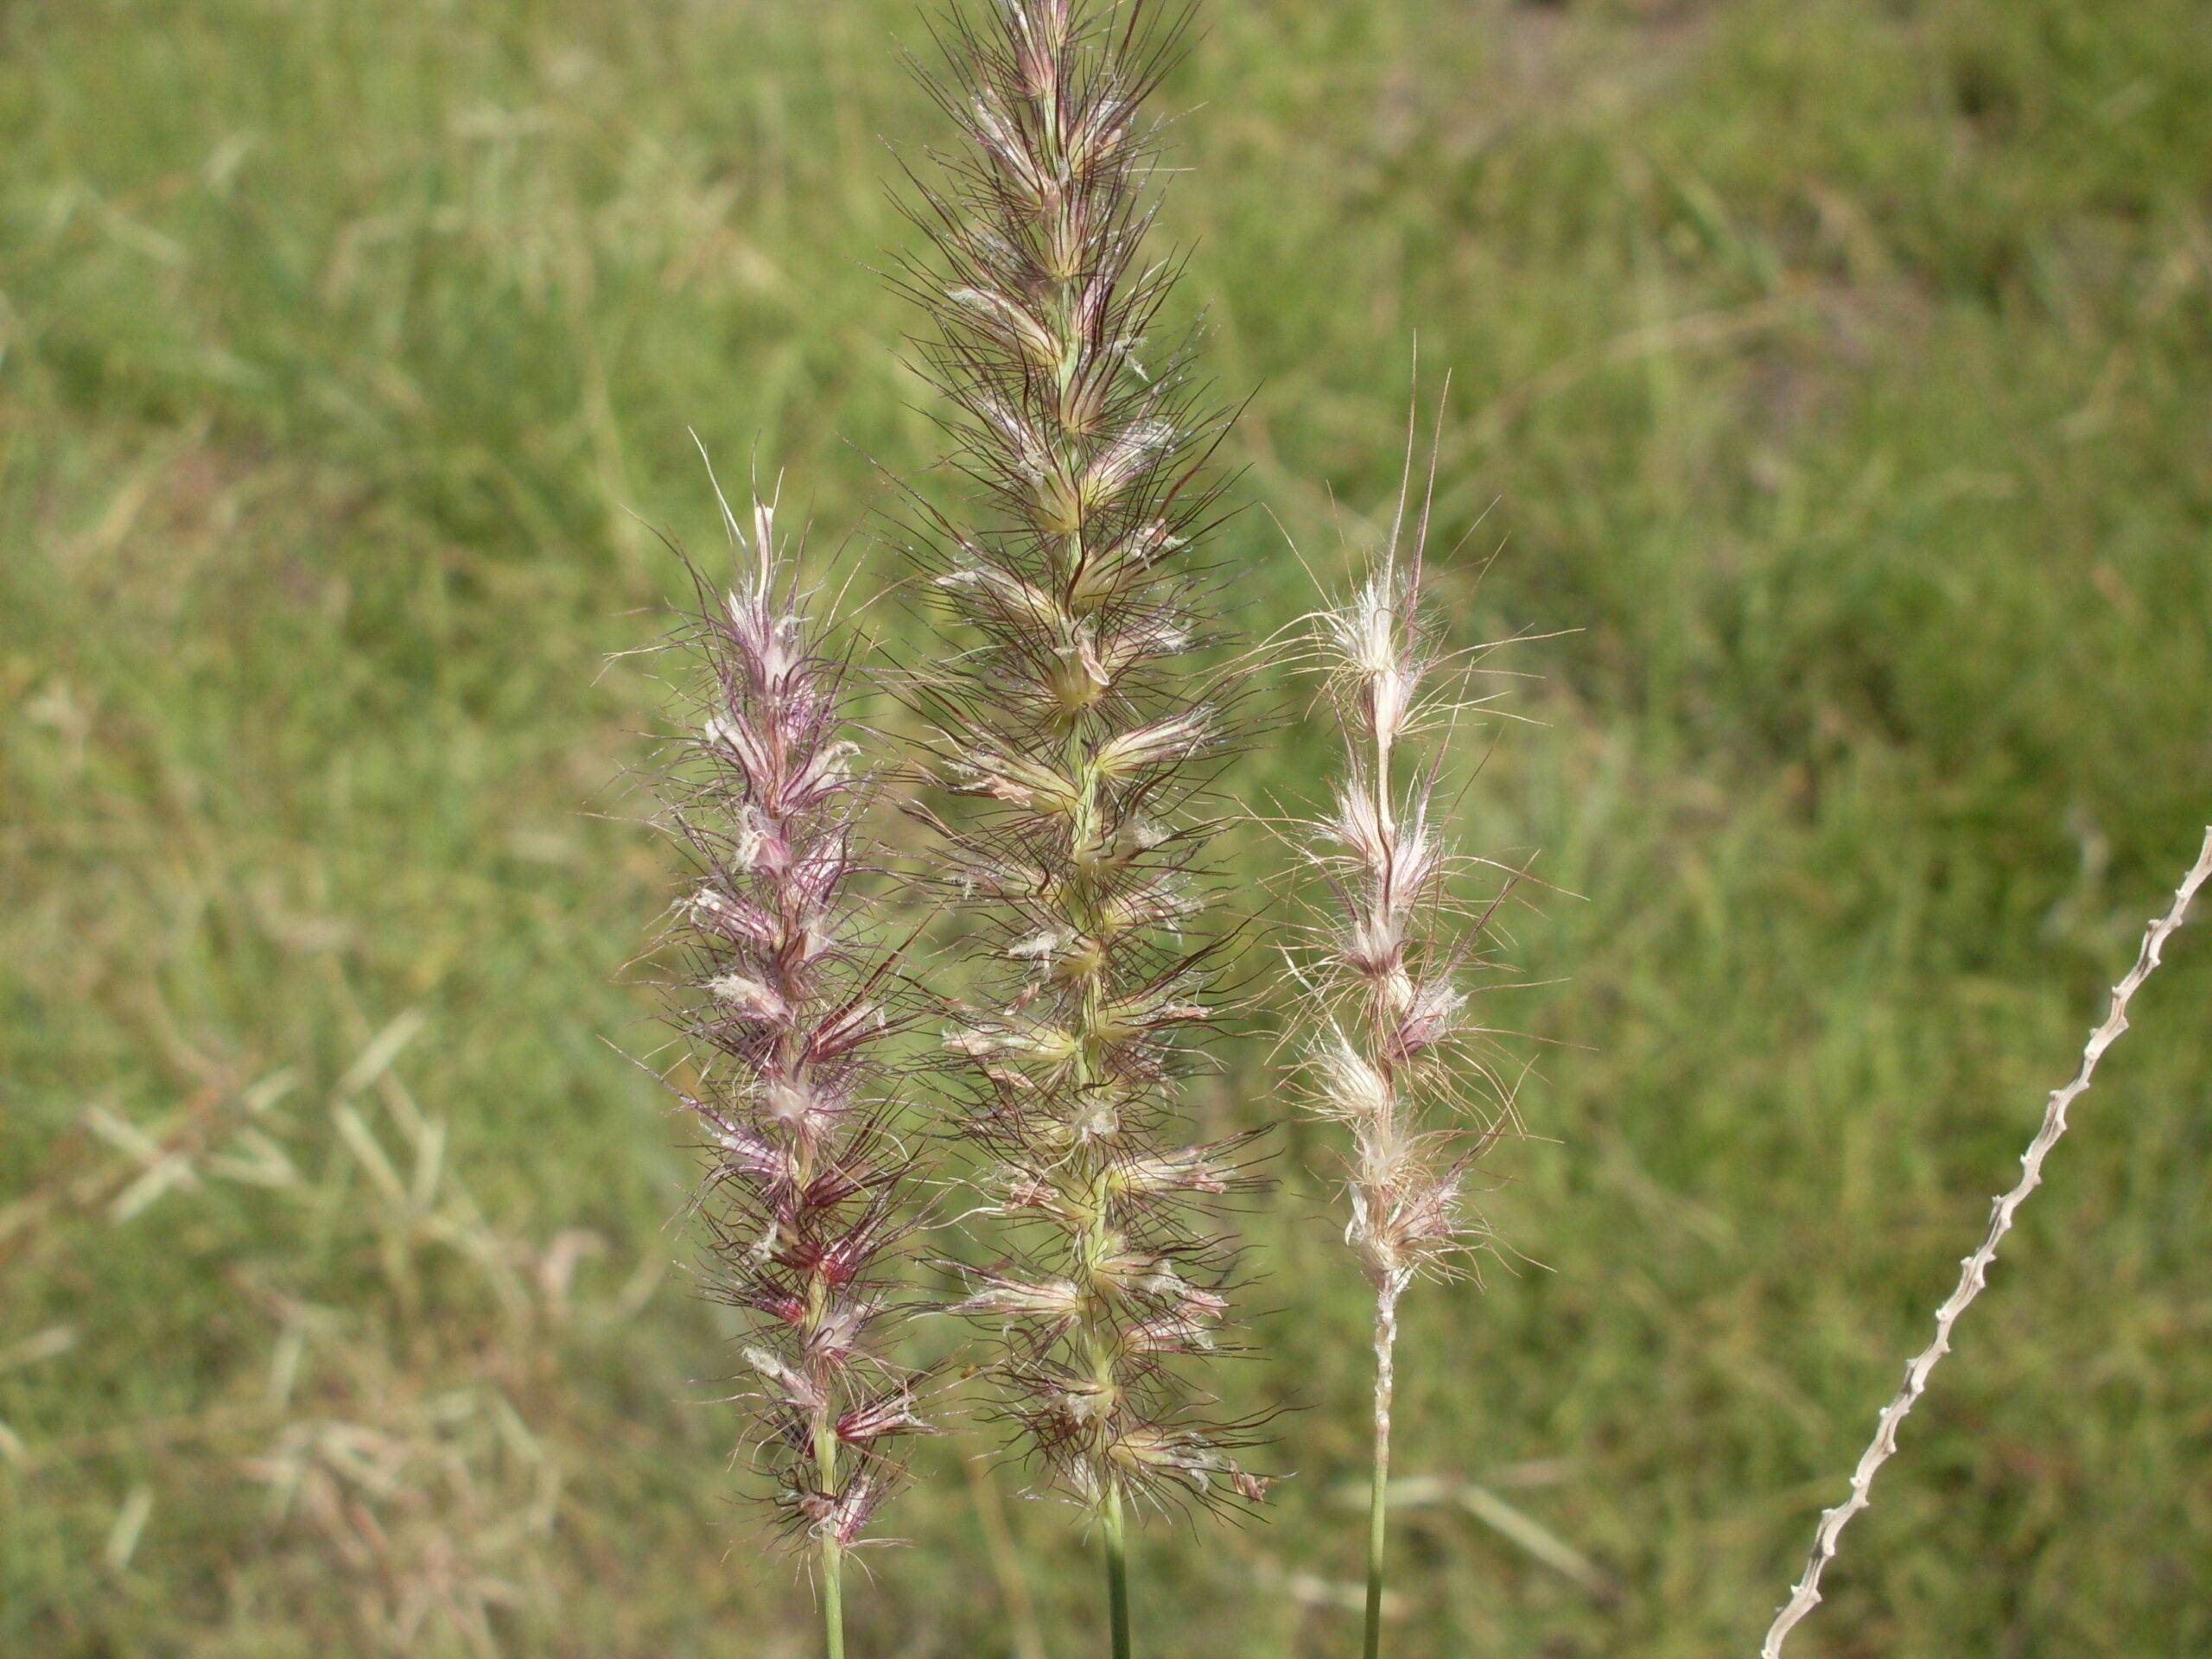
[1759, 825, 2212, 1658]
[1363, 1279, 1402, 1659]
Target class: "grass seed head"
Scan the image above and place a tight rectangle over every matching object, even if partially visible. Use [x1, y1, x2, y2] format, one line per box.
[646, 485, 934, 1554]
[903, 0, 1266, 1519]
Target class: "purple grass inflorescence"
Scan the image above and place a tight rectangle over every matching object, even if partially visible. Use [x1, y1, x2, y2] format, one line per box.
[649, 478, 932, 1656]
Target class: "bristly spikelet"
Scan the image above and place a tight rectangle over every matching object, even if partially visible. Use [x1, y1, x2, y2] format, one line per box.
[1289, 418, 1524, 1656]
[648, 475, 933, 1577]
[1300, 531, 1509, 1298]
[895, 0, 1267, 1521]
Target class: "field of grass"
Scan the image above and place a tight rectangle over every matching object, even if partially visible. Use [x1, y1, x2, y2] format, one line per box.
[5, 0, 2211, 1654]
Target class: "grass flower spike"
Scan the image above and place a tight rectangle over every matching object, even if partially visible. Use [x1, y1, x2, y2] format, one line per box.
[899, 0, 1264, 1649]
[1294, 438, 1516, 1659]
[650, 475, 931, 1659]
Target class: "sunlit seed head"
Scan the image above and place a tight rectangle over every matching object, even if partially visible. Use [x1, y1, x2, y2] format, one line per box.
[1343, 912, 1407, 982]
[1069, 1092, 1122, 1143]
[762, 1080, 814, 1128]
[1316, 1035, 1393, 1125]
[1007, 928, 1075, 963]
[708, 973, 791, 1025]
[952, 1276, 1084, 1325]
[1111, 1147, 1230, 1197]
[1394, 978, 1463, 1055]
[1049, 648, 1109, 714]
[1333, 783, 1395, 872]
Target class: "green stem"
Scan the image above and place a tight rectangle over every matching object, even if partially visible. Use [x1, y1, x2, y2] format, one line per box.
[823, 1537, 847, 1659]
[1103, 1484, 1132, 1659]
[1362, 1433, 1389, 1659]
[810, 1345, 844, 1659]
[1364, 1287, 1401, 1659]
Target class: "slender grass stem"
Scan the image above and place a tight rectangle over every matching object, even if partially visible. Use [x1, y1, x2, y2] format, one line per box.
[1104, 1484, 1132, 1659]
[823, 1539, 847, 1659]
[814, 1404, 847, 1659]
[1364, 1285, 1401, 1659]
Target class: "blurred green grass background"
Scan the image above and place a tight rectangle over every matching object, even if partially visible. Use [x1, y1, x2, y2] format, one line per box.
[4, 0, 2210, 1653]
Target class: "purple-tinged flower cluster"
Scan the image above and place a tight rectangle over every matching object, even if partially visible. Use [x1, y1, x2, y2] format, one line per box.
[653, 489, 930, 1557]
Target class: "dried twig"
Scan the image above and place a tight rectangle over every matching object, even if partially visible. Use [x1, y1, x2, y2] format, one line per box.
[1760, 825, 2212, 1657]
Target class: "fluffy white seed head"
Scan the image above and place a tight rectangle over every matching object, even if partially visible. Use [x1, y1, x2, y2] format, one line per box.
[1325, 567, 1421, 744]
[1315, 1033, 1394, 1127]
